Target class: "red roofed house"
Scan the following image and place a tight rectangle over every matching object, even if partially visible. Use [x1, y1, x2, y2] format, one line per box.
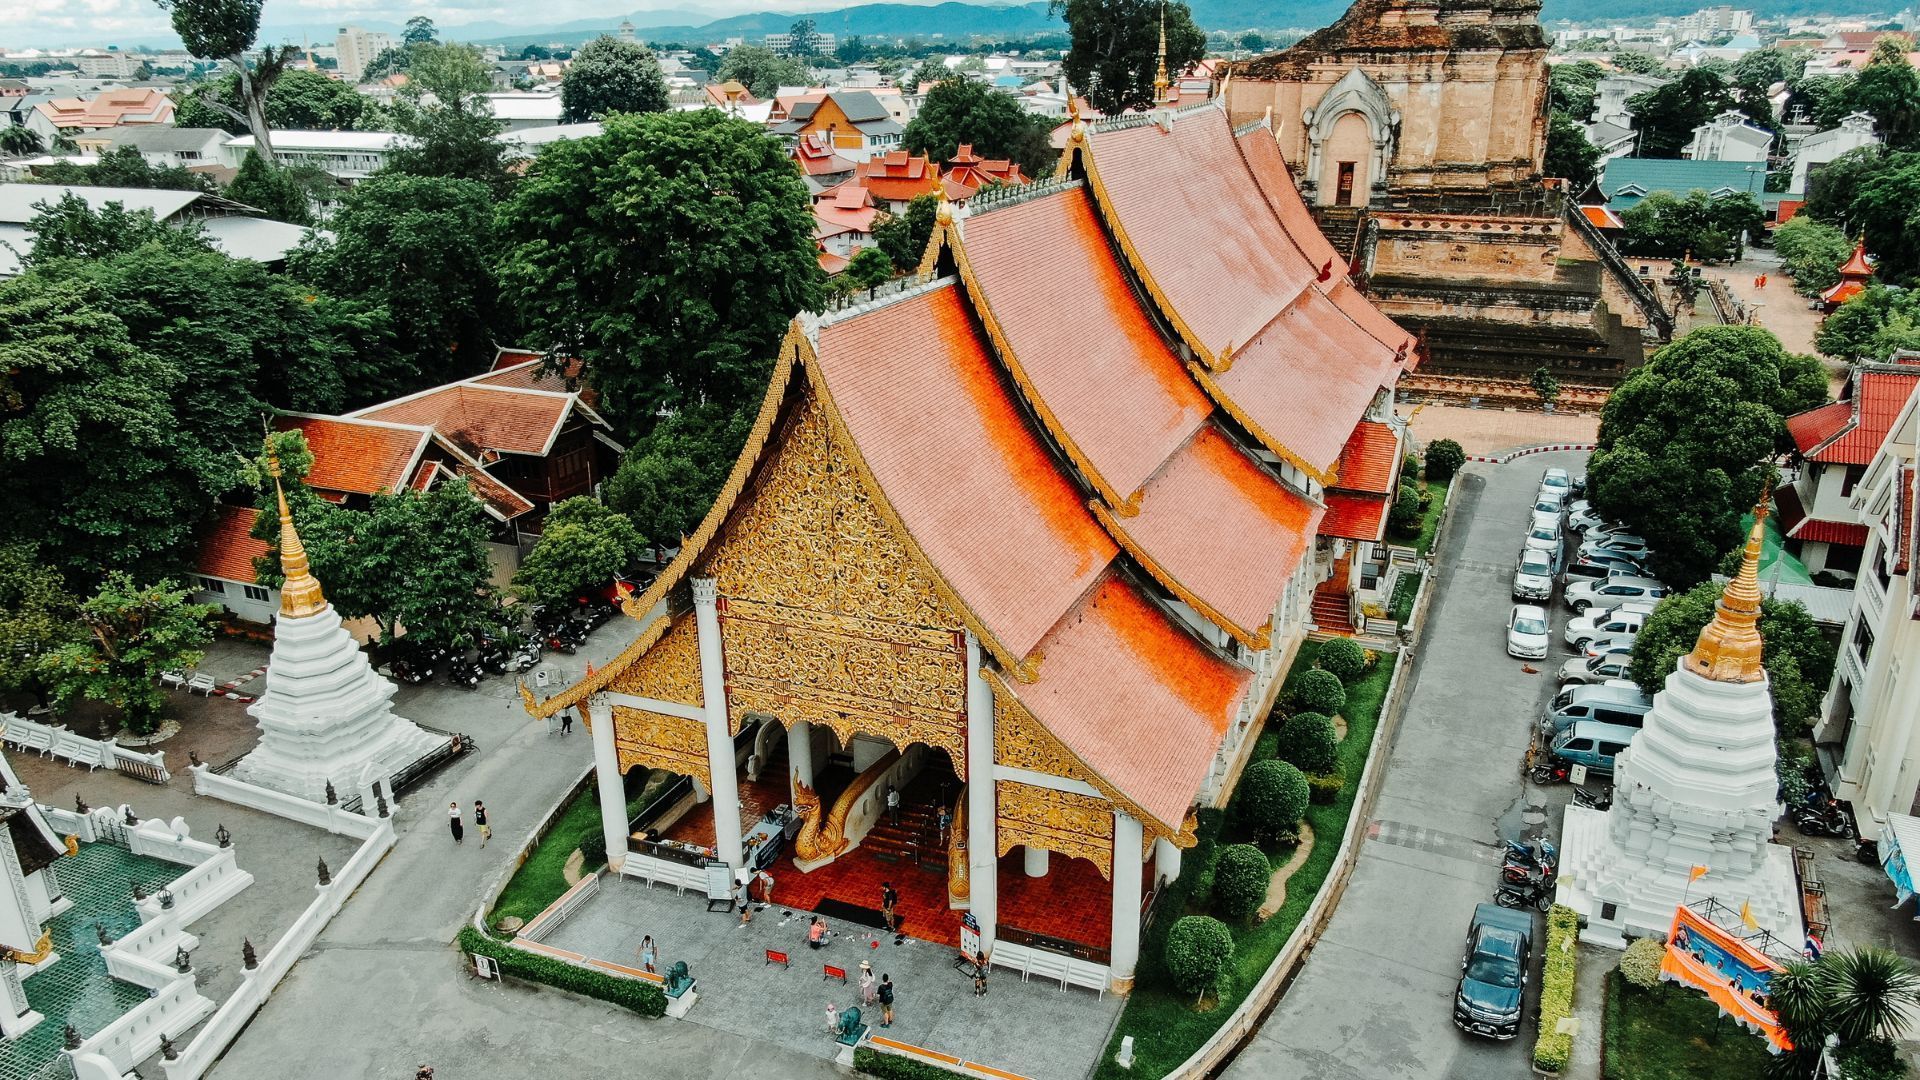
[1784, 357, 1920, 577]
[791, 131, 856, 194]
[522, 99, 1415, 997]
[942, 144, 1028, 199]
[190, 348, 623, 625]
[1822, 240, 1875, 311]
[835, 150, 943, 213]
[811, 182, 879, 259]
[32, 88, 174, 133]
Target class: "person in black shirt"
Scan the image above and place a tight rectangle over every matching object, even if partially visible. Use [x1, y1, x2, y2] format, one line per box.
[881, 882, 899, 932]
[877, 973, 895, 1027]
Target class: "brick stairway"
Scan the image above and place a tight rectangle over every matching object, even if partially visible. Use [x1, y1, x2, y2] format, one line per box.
[1312, 550, 1356, 634]
[860, 771, 953, 870]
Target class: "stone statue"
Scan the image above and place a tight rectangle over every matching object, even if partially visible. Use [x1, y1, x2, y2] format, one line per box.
[664, 960, 693, 997]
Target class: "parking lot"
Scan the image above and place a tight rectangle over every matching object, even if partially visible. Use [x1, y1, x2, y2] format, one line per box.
[1222, 452, 1595, 1080]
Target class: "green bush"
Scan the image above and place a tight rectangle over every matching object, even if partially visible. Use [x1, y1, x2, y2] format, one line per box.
[1211, 844, 1270, 920]
[853, 1047, 973, 1079]
[1620, 937, 1664, 990]
[1290, 669, 1347, 716]
[1239, 759, 1310, 842]
[458, 926, 667, 1017]
[1306, 768, 1346, 805]
[1387, 482, 1422, 536]
[1835, 1038, 1907, 1080]
[1533, 905, 1581, 1072]
[1316, 638, 1367, 683]
[1162, 916, 1234, 999]
[579, 831, 608, 869]
[1276, 711, 1339, 775]
[1425, 438, 1466, 482]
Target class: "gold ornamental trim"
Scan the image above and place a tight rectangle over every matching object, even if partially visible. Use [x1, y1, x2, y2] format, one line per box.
[611, 705, 710, 790]
[948, 785, 969, 903]
[1685, 498, 1770, 684]
[996, 779, 1115, 879]
[1089, 499, 1272, 651]
[1, 930, 52, 966]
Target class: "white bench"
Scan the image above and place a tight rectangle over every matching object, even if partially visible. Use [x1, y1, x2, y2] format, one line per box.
[1022, 951, 1070, 989]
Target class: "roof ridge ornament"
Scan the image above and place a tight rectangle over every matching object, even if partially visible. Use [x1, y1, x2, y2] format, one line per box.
[265, 451, 328, 619]
[1682, 486, 1771, 684]
[1154, 1, 1171, 105]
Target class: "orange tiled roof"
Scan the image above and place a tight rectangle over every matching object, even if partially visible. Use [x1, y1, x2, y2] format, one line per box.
[1790, 365, 1920, 465]
[1321, 492, 1389, 542]
[1776, 483, 1869, 547]
[1837, 241, 1874, 280]
[450, 462, 535, 520]
[274, 414, 431, 497]
[1235, 124, 1343, 273]
[854, 152, 943, 203]
[818, 248, 850, 275]
[1105, 425, 1323, 640]
[793, 132, 855, 176]
[814, 283, 1118, 659]
[1787, 401, 1850, 456]
[355, 384, 574, 456]
[1333, 421, 1400, 494]
[1822, 279, 1868, 306]
[34, 87, 174, 129]
[1003, 573, 1247, 830]
[1582, 205, 1626, 230]
[194, 505, 269, 584]
[959, 185, 1211, 500]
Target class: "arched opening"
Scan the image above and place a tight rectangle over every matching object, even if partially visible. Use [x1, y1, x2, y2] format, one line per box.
[1319, 111, 1373, 207]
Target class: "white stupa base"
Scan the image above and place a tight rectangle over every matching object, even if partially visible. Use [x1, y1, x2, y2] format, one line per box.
[1556, 805, 1804, 949]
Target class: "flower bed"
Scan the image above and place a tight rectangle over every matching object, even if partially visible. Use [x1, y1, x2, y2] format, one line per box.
[1534, 905, 1580, 1072]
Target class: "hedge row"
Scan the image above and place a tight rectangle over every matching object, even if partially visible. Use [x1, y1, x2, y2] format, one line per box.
[853, 1047, 972, 1080]
[1533, 905, 1581, 1073]
[457, 925, 667, 1017]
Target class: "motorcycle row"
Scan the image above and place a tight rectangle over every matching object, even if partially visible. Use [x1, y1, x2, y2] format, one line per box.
[374, 589, 628, 690]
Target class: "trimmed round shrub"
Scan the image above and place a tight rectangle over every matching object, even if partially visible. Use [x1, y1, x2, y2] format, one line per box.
[1425, 438, 1466, 482]
[1620, 937, 1664, 990]
[1387, 482, 1422, 536]
[1306, 768, 1346, 806]
[579, 832, 608, 868]
[1239, 759, 1310, 841]
[1290, 668, 1347, 716]
[1276, 711, 1339, 775]
[1163, 915, 1235, 999]
[1211, 844, 1270, 919]
[1316, 638, 1367, 684]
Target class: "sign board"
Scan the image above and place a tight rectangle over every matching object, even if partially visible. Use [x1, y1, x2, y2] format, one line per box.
[1661, 905, 1791, 1052]
[471, 954, 499, 980]
[1570, 764, 1589, 788]
[705, 862, 736, 910]
[959, 911, 982, 967]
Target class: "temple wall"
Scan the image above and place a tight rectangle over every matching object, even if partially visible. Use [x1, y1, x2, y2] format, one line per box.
[1371, 214, 1564, 285]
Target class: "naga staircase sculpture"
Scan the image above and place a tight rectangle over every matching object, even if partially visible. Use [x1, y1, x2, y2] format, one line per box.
[791, 748, 901, 863]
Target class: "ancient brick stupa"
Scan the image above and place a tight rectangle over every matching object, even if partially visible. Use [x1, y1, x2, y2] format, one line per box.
[229, 461, 444, 806]
[1555, 501, 1803, 946]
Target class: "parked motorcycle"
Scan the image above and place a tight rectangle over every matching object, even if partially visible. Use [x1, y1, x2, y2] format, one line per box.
[445, 657, 482, 690]
[1502, 838, 1558, 885]
[1792, 801, 1852, 838]
[1496, 872, 1555, 913]
[1573, 785, 1613, 812]
[1528, 760, 1571, 786]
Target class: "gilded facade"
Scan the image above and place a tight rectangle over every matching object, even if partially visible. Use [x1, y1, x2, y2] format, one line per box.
[996, 780, 1116, 879]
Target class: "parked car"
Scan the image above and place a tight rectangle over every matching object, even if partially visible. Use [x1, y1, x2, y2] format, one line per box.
[1558, 647, 1634, 685]
[1571, 472, 1587, 498]
[1524, 519, 1561, 553]
[1565, 602, 1655, 649]
[1549, 719, 1639, 777]
[1568, 549, 1646, 580]
[1514, 549, 1556, 602]
[1540, 467, 1571, 497]
[1564, 575, 1669, 614]
[1507, 604, 1551, 659]
[1455, 903, 1533, 1040]
[1581, 534, 1652, 562]
[1583, 632, 1639, 659]
[1567, 504, 1608, 534]
[1543, 683, 1654, 736]
[1530, 492, 1565, 533]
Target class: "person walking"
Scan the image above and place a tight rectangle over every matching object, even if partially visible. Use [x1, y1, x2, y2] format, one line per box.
[936, 805, 951, 845]
[877, 973, 895, 1027]
[885, 784, 900, 824]
[880, 882, 899, 933]
[973, 967, 987, 997]
[447, 802, 463, 844]
[825, 1001, 840, 1034]
[473, 800, 490, 846]
[756, 868, 775, 907]
[859, 960, 876, 1006]
[638, 934, 658, 974]
[560, 708, 573, 736]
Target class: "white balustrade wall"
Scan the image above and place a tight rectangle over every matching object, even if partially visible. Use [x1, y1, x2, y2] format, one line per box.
[189, 765, 385, 839]
[0, 713, 169, 782]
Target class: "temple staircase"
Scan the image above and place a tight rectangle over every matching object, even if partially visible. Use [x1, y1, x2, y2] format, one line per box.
[1312, 552, 1357, 635]
[861, 770, 951, 870]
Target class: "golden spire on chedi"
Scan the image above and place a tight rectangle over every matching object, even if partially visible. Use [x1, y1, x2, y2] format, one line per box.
[266, 453, 328, 619]
[1682, 494, 1770, 684]
[1154, 1, 1171, 104]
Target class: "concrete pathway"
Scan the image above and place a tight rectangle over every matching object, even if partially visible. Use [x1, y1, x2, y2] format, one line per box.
[1402, 404, 1600, 459]
[1220, 453, 1593, 1080]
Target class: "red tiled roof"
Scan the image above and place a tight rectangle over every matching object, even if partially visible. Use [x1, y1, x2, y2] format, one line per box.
[1823, 279, 1867, 306]
[1004, 573, 1247, 831]
[1581, 206, 1626, 230]
[1321, 492, 1389, 542]
[1234, 124, 1343, 276]
[274, 414, 430, 497]
[1333, 420, 1399, 494]
[854, 152, 943, 204]
[194, 505, 269, 584]
[1776, 481, 1868, 547]
[491, 348, 546, 371]
[818, 249, 849, 275]
[1106, 425, 1323, 638]
[474, 358, 584, 392]
[451, 463, 535, 520]
[959, 185, 1210, 500]
[1791, 366, 1920, 465]
[1325, 278, 1415, 356]
[1787, 401, 1851, 456]
[814, 283, 1117, 659]
[355, 384, 574, 456]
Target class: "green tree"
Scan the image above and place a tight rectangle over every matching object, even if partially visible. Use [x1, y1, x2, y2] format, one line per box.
[1773, 214, 1856, 297]
[1424, 438, 1465, 482]
[0, 126, 45, 157]
[1611, 52, 1664, 76]
[1816, 285, 1920, 361]
[1846, 151, 1920, 282]
[1589, 326, 1827, 586]
[562, 35, 669, 123]
[0, 544, 81, 709]
[905, 77, 1058, 179]
[43, 574, 215, 733]
[497, 110, 826, 440]
[1544, 112, 1602, 189]
[1819, 947, 1920, 1047]
[1628, 68, 1736, 158]
[1619, 190, 1765, 262]
[1239, 31, 1266, 52]
[384, 97, 511, 195]
[227, 149, 314, 225]
[904, 57, 947, 93]
[1550, 60, 1604, 121]
[1839, 37, 1920, 149]
[1734, 47, 1807, 92]
[1530, 365, 1561, 408]
[1803, 145, 1884, 226]
[402, 15, 437, 46]
[1053, 0, 1206, 115]
[715, 45, 810, 99]
[844, 246, 893, 290]
[1162, 915, 1233, 1002]
[785, 19, 820, 58]
[1628, 579, 1834, 735]
[288, 173, 502, 396]
[1275, 711, 1338, 774]
[1790, 74, 1853, 127]
[871, 193, 940, 272]
[1210, 844, 1269, 920]
[174, 70, 382, 133]
[835, 36, 871, 64]
[155, 0, 294, 157]
[32, 145, 211, 191]
[20, 193, 211, 267]
[512, 497, 645, 606]
[1237, 759, 1310, 845]
[601, 402, 751, 543]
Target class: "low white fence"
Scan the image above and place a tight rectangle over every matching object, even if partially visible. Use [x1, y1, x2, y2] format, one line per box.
[1, 713, 169, 784]
[189, 765, 385, 839]
[518, 872, 600, 943]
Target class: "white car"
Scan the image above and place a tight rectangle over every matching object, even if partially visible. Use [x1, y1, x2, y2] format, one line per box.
[1567, 504, 1608, 534]
[1508, 604, 1551, 659]
[1564, 575, 1669, 613]
[1540, 468, 1571, 497]
[1513, 549, 1556, 601]
[1530, 492, 1565, 533]
[1565, 604, 1652, 649]
[1583, 632, 1639, 659]
[1558, 648, 1634, 685]
[1583, 534, 1652, 562]
[1524, 520, 1561, 554]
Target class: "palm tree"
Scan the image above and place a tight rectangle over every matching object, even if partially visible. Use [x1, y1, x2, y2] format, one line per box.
[0, 125, 44, 158]
[1767, 959, 1829, 1080]
[1818, 946, 1920, 1046]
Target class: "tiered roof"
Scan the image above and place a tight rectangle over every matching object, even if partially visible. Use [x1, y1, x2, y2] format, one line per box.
[1787, 360, 1920, 466]
[1822, 240, 1875, 307]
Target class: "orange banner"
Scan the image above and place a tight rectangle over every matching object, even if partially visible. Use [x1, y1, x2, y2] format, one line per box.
[1660, 906, 1791, 1053]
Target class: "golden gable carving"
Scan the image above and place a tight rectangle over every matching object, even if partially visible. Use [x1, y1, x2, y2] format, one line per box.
[612, 705, 710, 788]
[608, 615, 702, 708]
[995, 780, 1115, 879]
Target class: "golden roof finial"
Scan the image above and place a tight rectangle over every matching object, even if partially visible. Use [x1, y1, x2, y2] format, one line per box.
[267, 453, 328, 619]
[1154, 1, 1171, 104]
[1682, 488, 1771, 684]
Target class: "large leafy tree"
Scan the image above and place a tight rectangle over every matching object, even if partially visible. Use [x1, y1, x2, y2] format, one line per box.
[383, 45, 512, 195]
[1838, 37, 1920, 150]
[31, 146, 211, 191]
[1550, 60, 1604, 121]
[174, 69, 385, 133]
[1611, 52, 1663, 76]
[872, 193, 939, 272]
[1618, 190, 1766, 262]
[1845, 151, 1920, 282]
[905, 78, 1058, 178]
[602, 402, 752, 545]
[1544, 112, 1601, 190]
[1628, 579, 1834, 736]
[227, 149, 315, 226]
[0, 126, 43, 157]
[785, 18, 820, 58]
[402, 16, 437, 46]
[155, 0, 294, 157]
[1588, 326, 1827, 586]
[20, 193, 211, 267]
[511, 497, 645, 606]
[497, 110, 826, 441]
[1772, 215, 1856, 297]
[1815, 285, 1920, 361]
[1054, 0, 1205, 115]
[714, 45, 810, 99]
[561, 35, 670, 123]
[43, 574, 215, 734]
[0, 544, 81, 709]
[1802, 144, 1884, 226]
[288, 173, 502, 397]
[1628, 68, 1736, 158]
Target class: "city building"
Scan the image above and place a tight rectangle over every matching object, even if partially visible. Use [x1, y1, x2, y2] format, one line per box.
[762, 31, 837, 54]
[224, 130, 404, 181]
[523, 99, 1415, 996]
[31, 87, 173, 134]
[335, 25, 395, 82]
[1783, 361, 1920, 577]
[1682, 109, 1774, 162]
[1592, 72, 1668, 132]
[1790, 112, 1880, 195]
[769, 90, 904, 162]
[1598, 157, 1767, 208]
[0, 184, 310, 279]
[482, 91, 563, 131]
[1667, 5, 1754, 35]
[72, 126, 228, 169]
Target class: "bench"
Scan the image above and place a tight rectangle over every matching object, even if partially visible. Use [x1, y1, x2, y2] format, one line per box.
[823, 963, 847, 983]
[765, 949, 789, 968]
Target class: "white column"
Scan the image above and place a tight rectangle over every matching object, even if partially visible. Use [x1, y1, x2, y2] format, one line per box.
[693, 578, 745, 871]
[1154, 836, 1183, 885]
[788, 719, 814, 805]
[587, 696, 629, 871]
[1111, 811, 1144, 991]
[965, 631, 997, 954]
[1024, 846, 1050, 877]
[0, 964, 39, 1038]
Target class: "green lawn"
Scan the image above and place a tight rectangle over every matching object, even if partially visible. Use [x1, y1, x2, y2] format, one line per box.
[1388, 570, 1421, 625]
[1090, 639, 1396, 1080]
[1414, 478, 1450, 557]
[488, 772, 668, 931]
[1601, 972, 1773, 1080]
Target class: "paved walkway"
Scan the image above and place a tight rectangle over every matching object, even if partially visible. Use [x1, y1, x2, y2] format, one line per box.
[1402, 404, 1600, 459]
[1709, 249, 1824, 358]
[1222, 453, 1593, 1080]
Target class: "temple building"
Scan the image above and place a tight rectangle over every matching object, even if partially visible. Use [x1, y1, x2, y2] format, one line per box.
[525, 99, 1414, 993]
[1224, 0, 1671, 383]
[1555, 506, 1804, 946]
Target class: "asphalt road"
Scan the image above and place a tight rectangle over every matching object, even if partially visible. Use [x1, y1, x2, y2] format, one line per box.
[1220, 452, 1592, 1080]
